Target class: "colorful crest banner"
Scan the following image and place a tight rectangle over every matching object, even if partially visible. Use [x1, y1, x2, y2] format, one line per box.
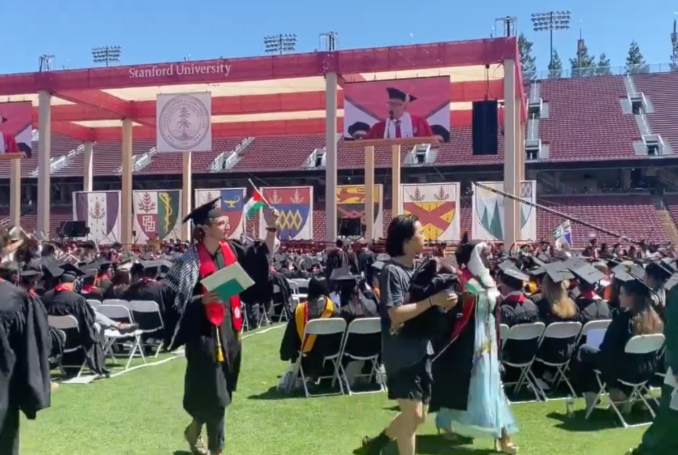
[259, 186, 313, 240]
[401, 183, 461, 241]
[472, 181, 537, 241]
[336, 185, 384, 239]
[194, 188, 246, 239]
[133, 190, 183, 242]
[72, 191, 122, 244]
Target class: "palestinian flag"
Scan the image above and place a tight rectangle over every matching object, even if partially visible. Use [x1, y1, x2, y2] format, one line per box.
[244, 189, 266, 220]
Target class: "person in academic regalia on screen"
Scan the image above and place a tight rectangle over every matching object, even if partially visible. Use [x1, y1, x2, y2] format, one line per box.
[164, 197, 278, 455]
[0, 267, 51, 455]
[364, 88, 434, 140]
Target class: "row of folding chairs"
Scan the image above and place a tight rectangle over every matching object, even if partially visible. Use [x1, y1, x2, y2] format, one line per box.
[499, 319, 665, 428]
[296, 317, 384, 398]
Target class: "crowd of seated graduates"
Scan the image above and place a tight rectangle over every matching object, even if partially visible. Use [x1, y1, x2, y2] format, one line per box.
[495, 250, 670, 410]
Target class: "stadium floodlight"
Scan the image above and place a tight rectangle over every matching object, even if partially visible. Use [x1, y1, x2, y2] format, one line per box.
[531, 11, 571, 69]
[92, 46, 121, 67]
[264, 34, 298, 55]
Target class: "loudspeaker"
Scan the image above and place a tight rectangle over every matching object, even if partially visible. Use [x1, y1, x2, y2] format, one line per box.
[60, 221, 89, 238]
[338, 217, 362, 237]
[472, 100, 499, 155]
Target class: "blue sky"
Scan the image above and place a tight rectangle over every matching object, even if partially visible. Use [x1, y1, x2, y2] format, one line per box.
[3, 0, 675, 75]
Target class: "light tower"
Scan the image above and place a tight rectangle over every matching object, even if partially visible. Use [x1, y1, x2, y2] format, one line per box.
[92, 46, 121, 67]
[263, 34, 298, 55]
[531, 11, 571, 68]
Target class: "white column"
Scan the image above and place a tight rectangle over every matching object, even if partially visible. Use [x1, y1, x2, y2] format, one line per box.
[121, 119, 133, 247]
[364, 146, 375, 242]
[9, 159, 21, 228]
[324, 71, 338, 244]
[391, 145, 402, 217]
[182, 151, 192, 241]
[37, 91, 52, 235]
[503, 59, 518, 252]
[83, 141, 94, 192]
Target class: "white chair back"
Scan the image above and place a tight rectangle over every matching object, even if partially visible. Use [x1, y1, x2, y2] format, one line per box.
[507, 322, 546, 341]
[127, 300, 159, 313]
[48, 315, 78, 330]
[581, 319, 612, 337]
[304, 318, 347, 336]
[102, 299, 130, 309]
[346, 317, 381, 335]
[625, 334, 665, 355]
[86, 299, 101, 309]
[499, 323, 510, 341]
[98, 304, 134, 322]
[542, 321, 582, 339]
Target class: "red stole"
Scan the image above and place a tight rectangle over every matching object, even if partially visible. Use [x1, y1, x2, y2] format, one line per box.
[80, 284, 98, 294]
[503, 292, 527, 305]
[579, 289, 601, 301]
[1, 132, 19, 153]
[196, 241, 243, 331]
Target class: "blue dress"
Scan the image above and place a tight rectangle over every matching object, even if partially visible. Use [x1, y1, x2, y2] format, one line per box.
[435, 278, 518, 439]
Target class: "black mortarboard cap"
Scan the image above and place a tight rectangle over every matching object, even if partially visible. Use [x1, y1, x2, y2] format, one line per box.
[498, 261, 529, 282]
[329, 267, 360, 281]
[59, 262, 85, 278]
[20, 269, 42, 278]
[612, 262, 645, 283]
[620, 274, 654, 298]
[543, 262, 575, 284]
[41, 257, 64, 278]
[182, 197, 222, 225]
[567, 260, 605, 285]
[0, 261, 19, 274]
[386, 87, 416, 103]
[348, 122, 370, 136]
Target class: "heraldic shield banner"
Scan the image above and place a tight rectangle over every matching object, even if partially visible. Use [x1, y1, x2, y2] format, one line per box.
[133, 190, 183, 242]
[194, 188, 246, 239]
[336, 185, 384, 240]
[72, 191, 122, 244]
[472, 181, 537, 242]
[400, 183, 461, 241]
[258, 187, 313, 240]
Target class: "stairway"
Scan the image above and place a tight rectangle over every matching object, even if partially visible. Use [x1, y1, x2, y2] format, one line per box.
[656, 208, 678, 244]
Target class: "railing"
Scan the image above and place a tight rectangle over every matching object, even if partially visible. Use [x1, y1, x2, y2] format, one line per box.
[531, 62, 677, 81]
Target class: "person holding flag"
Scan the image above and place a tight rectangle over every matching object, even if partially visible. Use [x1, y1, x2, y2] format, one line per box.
[552, 220, 573, 250]
[164, 196, 279, 455]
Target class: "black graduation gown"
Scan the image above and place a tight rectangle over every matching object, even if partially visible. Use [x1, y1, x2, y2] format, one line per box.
[500, 293, 542, 366]
[575, 295, 612, 325]
[169, 241, 269, 422]
[357, 249, 376, 282]
[535, 298, 580, 364]
[0, 281, 51, 455]
[279, 296, 343, 379]
[325, 248, 348, 280]
[102, 284, 128, 300]
[41, 288, 108, 376]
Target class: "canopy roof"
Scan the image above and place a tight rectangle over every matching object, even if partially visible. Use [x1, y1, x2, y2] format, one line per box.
[0, 37, 523, 142]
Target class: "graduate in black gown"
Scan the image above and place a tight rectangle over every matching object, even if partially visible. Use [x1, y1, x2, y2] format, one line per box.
[567, 260, 611, 325]
[165, 198, 278, 455]
[0, 272, 51, 455]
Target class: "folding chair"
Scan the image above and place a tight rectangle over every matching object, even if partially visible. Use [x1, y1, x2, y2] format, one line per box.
[339, 317, 384, 395]
[585, 334, 665, 428]
[86, 299, 101, 310]
[290, 278, 309, 301]
[502, 322, 546, 402]
[298, 318, 347, 398]
[102, 299, 130, 311]
[576, 319, 612, 345]
[127, 300, 165, 357]
[288, 280, 302, 307]
[499, 324, 510, 346]
[241, 301, 250, 331]
[97, 304, 146, 370]
[271, 284, 291, 323]
[533, 321, 582, 400]
[48, 315, 87, 378]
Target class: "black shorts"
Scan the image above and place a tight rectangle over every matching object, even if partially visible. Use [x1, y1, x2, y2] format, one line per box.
[386, 357, 432, 404]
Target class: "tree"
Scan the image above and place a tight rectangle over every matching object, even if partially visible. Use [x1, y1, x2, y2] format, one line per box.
[518, 33, 537, 80]
[596, 53, 612, 75]
[670, 41, 678, 72]
[569, 43, 596, 77]
[548, 49, 563, 79]
[626, 41, 649, 74]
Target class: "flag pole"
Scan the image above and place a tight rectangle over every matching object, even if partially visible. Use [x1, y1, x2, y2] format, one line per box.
[247, 178, 274, 208]
[472, 182, 640, 245]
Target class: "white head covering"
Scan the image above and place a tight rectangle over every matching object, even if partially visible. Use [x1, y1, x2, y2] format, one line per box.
[467, 241, 496, 288]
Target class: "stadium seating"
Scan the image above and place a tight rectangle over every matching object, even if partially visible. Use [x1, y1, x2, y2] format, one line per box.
[539, 76, 638, 161]
[435, 126, 505, 165]
[138, 138, 246, 174]
[52, 140, 155, 177]
[0, 133, 81, 178]
[662, 194, 678, 228]
[632, 72, 678, 151]
[233, 135, 326, 171]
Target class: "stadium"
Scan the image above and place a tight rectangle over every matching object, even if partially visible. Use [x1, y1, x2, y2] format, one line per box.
[2, 31, 678, 250]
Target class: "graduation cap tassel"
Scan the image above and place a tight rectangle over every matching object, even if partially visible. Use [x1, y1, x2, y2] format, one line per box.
[215, 326, 225, 362]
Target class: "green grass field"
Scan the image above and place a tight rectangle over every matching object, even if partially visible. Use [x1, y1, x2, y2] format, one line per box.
[20, 326, 647, 455]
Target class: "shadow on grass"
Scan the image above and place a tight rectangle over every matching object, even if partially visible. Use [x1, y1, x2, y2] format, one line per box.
[546, 409, 620, 432]
[247, 385, 305, 400]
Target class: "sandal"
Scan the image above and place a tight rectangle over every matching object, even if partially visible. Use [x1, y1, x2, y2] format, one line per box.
[494, 438, 518, 454]
[437, 428, 474, 445]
